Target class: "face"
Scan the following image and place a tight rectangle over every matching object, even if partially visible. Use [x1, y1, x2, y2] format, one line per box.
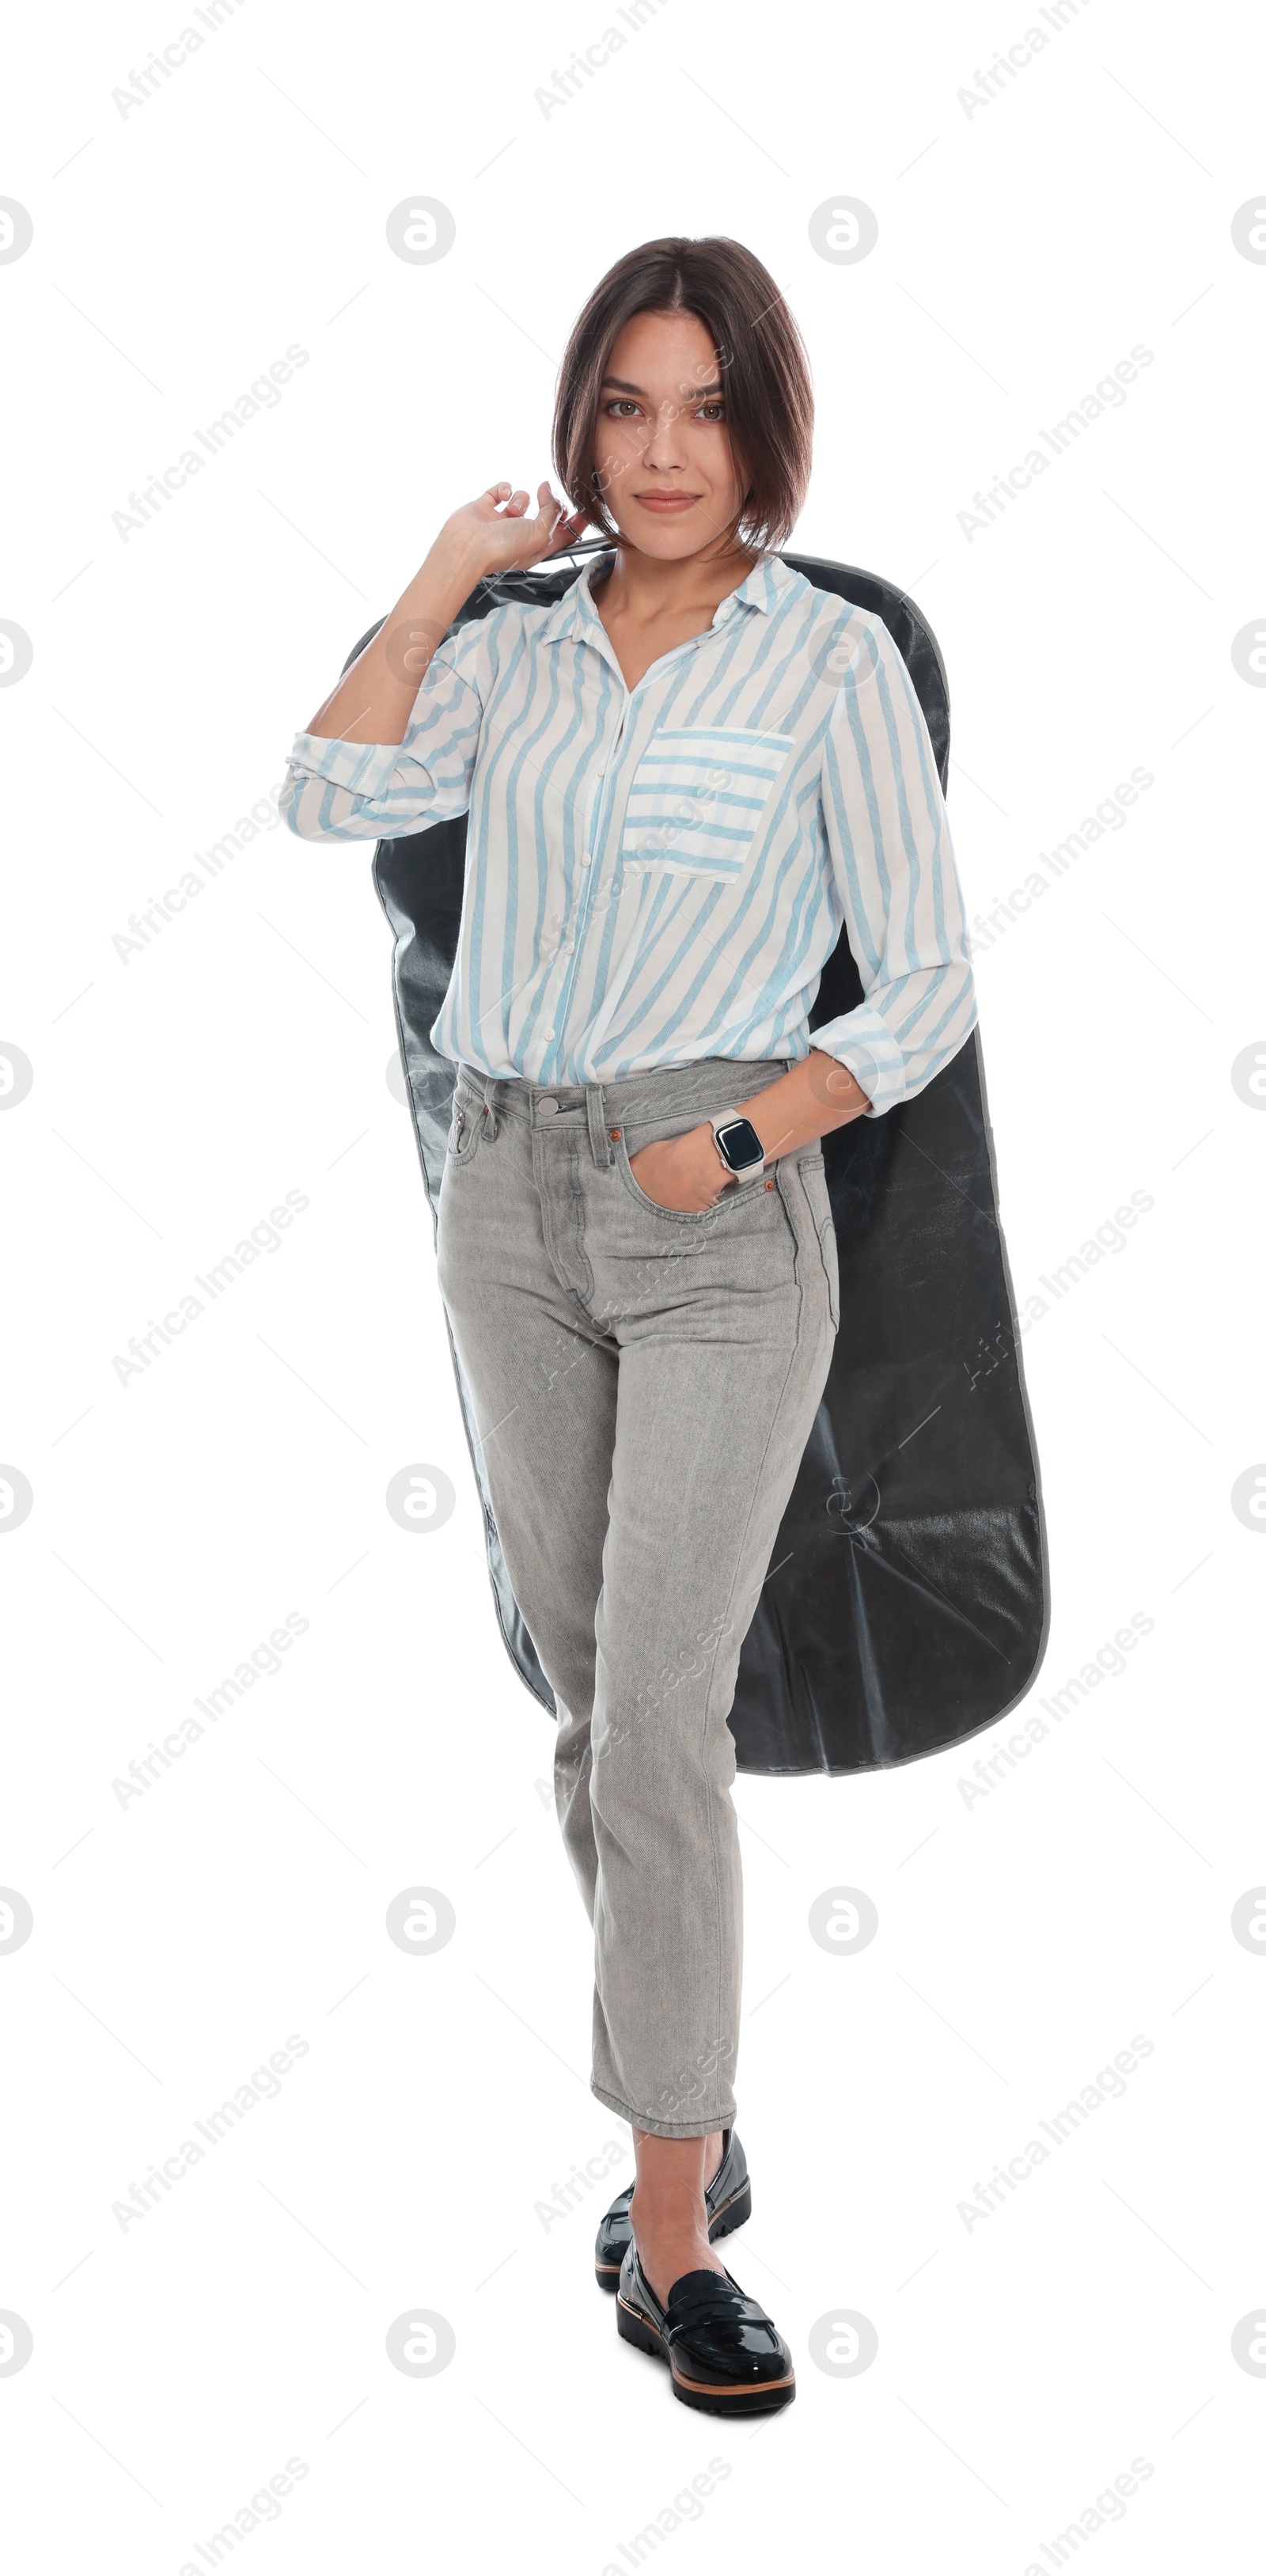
[589, 307, 749, 563]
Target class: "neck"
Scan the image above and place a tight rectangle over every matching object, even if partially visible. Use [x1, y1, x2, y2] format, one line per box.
[593, 533, 762, 623]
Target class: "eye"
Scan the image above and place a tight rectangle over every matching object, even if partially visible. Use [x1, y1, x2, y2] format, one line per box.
[696, 401, 726, 422]
[604, 398, 641, 419]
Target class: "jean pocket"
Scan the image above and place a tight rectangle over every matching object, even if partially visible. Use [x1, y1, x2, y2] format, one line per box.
[614, 1129, 736, 1225]
[619, 726, 795, 878]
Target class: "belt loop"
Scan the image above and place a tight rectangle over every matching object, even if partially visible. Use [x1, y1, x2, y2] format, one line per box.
[481, 1072, 502, 1140]
[586, 1082, 611, 1167]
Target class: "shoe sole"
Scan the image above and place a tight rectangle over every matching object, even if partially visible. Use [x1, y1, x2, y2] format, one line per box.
[616, 2287, 795, 2414]
[594, 2179, 752, 2293]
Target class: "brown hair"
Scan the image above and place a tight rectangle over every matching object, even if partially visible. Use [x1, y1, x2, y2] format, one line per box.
[552, 236, 813, 553]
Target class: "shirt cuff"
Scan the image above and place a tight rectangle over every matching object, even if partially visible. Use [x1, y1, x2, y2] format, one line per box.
[808, 1003, 908, 1118]
[285, 730, 404, 798]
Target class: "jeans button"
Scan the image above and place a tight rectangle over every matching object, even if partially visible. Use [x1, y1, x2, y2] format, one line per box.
[536, 1096, 559, 1117]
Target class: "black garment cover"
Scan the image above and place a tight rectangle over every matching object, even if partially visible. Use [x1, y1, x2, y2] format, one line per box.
[343, 548, 1048, 1774]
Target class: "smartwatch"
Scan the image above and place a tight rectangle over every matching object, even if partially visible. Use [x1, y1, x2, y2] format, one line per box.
[710, 1113, 766, 1184]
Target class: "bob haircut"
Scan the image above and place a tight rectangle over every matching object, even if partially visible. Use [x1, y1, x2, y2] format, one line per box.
[552, 236, 814, 553]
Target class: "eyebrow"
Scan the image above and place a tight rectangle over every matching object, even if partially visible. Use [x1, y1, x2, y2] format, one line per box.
[601, 375, 725, 398]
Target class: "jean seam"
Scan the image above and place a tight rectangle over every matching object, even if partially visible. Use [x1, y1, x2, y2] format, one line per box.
[798, 1157, 840, 1330]
[590, 2079, 736, 2138]
[692, 1268, 803, 2145]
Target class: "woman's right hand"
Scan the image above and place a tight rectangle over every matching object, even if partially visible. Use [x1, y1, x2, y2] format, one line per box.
[301, 480, 592, 749]
[445, 479, 591, 577]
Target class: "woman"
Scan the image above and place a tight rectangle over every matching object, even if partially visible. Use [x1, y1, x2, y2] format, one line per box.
[282, 236, 976, 2414]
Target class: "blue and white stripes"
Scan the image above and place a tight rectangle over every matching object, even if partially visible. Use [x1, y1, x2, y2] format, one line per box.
[281, 552, 976, 1116]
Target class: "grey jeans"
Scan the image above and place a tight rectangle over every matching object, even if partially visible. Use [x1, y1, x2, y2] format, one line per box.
[434, 1055, 839, 2138]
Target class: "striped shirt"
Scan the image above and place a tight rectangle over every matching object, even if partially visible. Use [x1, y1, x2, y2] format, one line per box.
[281, 551, 976, 1116]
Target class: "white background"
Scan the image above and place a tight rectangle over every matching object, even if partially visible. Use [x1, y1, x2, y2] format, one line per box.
[2, 0, 1264, 2567]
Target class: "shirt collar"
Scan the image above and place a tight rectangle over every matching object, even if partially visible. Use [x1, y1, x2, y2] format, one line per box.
[537, 548, 792, 644]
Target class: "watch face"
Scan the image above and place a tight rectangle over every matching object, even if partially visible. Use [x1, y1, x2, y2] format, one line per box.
[715, 1117, 764, 1173]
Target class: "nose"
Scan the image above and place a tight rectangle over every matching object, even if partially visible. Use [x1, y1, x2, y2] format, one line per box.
[639, 399, 692, 470]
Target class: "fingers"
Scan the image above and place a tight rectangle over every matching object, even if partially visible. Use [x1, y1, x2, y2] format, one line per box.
[473, 478, 590, 560]
[480, 480, 578, 529]
[479, 481, 530, 515]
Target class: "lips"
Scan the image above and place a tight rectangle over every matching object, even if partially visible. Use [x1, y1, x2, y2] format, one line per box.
[634, 492, 699, 512]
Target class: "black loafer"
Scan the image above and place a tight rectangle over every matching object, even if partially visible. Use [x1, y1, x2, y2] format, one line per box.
[616, 2243, 795, 2413]
[594, 2130, 751, 2291]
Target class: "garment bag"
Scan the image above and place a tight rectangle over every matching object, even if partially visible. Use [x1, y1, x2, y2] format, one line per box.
[344, 548, 1048, 1774]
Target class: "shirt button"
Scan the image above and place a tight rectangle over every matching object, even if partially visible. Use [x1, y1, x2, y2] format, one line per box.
[537, 1096, 559, 1117]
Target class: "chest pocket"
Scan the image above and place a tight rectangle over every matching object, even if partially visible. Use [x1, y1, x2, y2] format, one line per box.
[619, 726, 795, 878]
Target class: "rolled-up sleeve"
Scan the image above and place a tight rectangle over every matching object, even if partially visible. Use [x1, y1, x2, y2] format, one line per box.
[814, 613, 976, 1117]
[280, 624, 487, 844]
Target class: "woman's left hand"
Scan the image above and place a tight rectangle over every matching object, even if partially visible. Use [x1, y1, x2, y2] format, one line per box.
[627, 1126, 734, 1213]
